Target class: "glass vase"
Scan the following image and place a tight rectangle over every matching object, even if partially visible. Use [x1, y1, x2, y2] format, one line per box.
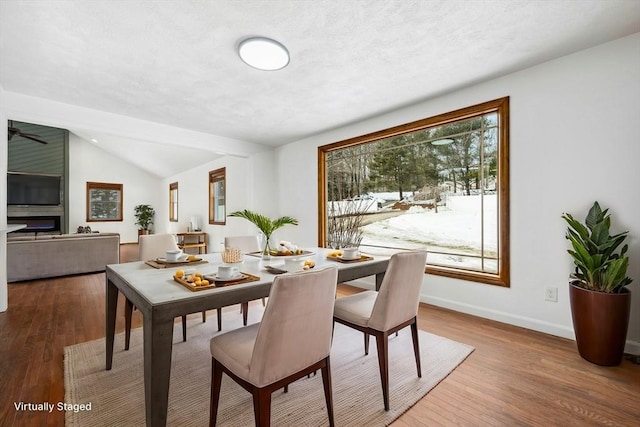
[262, 235, 272, 260]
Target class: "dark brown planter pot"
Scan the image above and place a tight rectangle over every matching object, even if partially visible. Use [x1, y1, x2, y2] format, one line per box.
[138, 229, 149, 236]
[569, 281, 631, 366]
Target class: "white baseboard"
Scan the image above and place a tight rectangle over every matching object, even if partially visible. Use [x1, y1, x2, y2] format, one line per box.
[423, 295, 640, 356]
[343, 279, 640, 356]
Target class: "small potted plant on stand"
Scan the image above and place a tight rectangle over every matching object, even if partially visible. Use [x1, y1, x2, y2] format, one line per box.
[134, 204, 155, 236]
[562, 201, 632, 366]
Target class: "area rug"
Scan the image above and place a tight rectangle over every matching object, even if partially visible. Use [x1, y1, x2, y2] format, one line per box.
[64, 305, 474, 426]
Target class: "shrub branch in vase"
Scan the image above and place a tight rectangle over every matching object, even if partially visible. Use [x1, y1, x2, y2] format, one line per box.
[228, 209, 298, 257]
[562, 201, 632, 366]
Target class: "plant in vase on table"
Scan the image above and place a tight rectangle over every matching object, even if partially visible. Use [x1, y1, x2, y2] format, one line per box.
[227, 210, 298, 257]
[562, 201, 633, 366]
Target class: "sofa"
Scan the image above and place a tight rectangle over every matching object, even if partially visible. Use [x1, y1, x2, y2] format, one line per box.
[7, 233, 120, 282]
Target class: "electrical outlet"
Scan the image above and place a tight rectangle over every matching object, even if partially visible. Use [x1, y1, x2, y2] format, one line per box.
[545, 287, 558, 302]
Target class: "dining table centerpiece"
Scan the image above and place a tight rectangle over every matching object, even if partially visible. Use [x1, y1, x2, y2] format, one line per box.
[228, 209, 298, 259]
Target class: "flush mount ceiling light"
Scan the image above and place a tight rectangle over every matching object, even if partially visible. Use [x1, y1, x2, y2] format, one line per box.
[238, 37, 289, 71]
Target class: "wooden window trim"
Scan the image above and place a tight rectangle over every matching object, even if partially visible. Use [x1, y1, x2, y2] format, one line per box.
[208, 168, 226, 225]
[317, 97, 510, 287]
[169, 182, 178, 222]
[86, 181, 123, 222]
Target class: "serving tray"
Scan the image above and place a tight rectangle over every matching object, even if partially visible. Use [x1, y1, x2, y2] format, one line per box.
[326, 254, 374, 263]
[246, 250, 315, 259]
[145, 258, 207, 269]
[173, 272, 259, 292]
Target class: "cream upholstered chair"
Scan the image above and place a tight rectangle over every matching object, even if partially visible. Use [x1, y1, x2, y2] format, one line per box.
[224, 235, 265, 325]
[209, 267, 338, 427]
[124, 234, 215, 350]
[333, 250, 427, 411]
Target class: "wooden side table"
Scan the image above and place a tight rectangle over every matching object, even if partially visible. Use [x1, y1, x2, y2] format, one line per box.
[176, 232, 208, 254]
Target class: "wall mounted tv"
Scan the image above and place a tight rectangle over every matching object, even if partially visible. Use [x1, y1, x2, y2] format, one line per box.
[7, 172, 62, 206]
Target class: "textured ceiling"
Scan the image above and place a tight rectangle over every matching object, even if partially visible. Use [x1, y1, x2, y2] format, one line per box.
[1, 0, 639, 176]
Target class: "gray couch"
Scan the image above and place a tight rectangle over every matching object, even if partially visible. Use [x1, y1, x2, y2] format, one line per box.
[7, 233, 120, 282]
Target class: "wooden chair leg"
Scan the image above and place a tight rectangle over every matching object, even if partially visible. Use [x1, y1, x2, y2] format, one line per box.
[202, 311, 207, 323]
[321, 357, 335, 427]
[209, 358, 223, 427]
[242, 302, 249, 326]
[410, 318, 422, 377]
[364, 332, 370, 355]
[252, 387, 272, 427]
[181, 315, 187, 342]
[375, 331, 390, 411]
[217, 309, 222, 332]
[124, 298, 133, 350]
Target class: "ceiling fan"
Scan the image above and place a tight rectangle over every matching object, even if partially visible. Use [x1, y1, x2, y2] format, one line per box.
[8, 121, 49, 145]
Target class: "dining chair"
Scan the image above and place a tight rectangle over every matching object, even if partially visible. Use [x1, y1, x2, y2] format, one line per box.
[209, 266, 338, 427]
[124, 233, 217, 350]
[333, 250, 427, 411]
[224, 235, 265, 326]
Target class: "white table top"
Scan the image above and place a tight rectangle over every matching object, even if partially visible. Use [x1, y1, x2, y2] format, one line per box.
[107, 248, 388, 306]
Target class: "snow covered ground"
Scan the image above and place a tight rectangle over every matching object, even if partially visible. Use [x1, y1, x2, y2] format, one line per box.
[359, 194, 498, 272]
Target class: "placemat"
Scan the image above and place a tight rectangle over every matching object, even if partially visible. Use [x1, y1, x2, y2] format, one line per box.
[145, 259, 208, 269]
[326, 255, 374, 263]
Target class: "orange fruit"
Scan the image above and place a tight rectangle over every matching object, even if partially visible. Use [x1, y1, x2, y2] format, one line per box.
[175, 269, 185, 278]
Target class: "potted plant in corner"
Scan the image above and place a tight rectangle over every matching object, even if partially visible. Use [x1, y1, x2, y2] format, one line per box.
[134, 204, 155, 236]
[228, 209, 298, 258]
[562, 201, 632, 366]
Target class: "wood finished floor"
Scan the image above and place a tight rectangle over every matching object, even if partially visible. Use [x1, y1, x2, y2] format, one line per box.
[0, 244, 638, 426]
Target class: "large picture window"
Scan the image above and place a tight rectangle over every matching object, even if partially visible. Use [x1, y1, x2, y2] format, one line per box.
[169, 182, 178, 222]
[318, 97, 510, 286]
[86, 182, 123, 222]
[208, 168, 226, 225]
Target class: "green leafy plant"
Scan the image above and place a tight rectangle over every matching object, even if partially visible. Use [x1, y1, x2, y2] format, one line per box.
[228, 209, 298, 254]
[562, 201, 632, 293]
[134, 204, 155, 231]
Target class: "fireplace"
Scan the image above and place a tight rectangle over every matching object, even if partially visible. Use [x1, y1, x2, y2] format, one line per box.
[8, 216, 61, 234]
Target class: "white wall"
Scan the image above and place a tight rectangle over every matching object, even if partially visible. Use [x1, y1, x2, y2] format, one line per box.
[274, 34, 640, 352]
[161, 150, 278, 253]
[69, 134, 163, 242]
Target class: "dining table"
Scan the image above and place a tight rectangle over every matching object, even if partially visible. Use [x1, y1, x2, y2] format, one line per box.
[105, 247, 390, 427]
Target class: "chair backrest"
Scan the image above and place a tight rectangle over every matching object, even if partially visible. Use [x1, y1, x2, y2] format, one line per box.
[249, 266, 338, 387]
[224, 235, 260, 253]
[139, 234, 179, 261]
[368, 251, 427, 331]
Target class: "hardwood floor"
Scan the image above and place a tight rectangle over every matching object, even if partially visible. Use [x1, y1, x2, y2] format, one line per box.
[0, 246, 638, 426]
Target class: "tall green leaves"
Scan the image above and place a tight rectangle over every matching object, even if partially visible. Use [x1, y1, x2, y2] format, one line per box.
[562, 202, 632, 293]
[227, 210, 298, 239]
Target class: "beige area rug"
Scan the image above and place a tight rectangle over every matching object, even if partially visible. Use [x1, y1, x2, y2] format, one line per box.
[65, 304, 474, 426]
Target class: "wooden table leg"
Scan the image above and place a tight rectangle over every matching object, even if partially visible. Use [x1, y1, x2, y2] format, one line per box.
[105, 278, 118, 370]
[144, 316, 174, 427]
[124, 298, 133, 350]
[375, 272, 385, 291]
